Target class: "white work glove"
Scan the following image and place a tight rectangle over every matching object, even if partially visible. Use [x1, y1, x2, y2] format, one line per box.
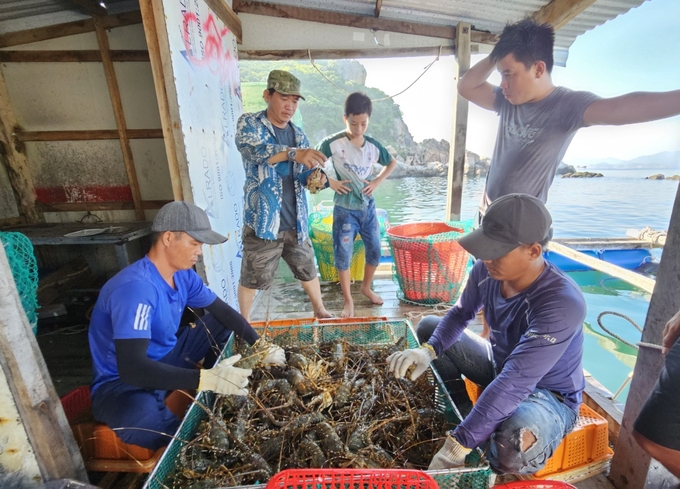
[428, 434, 472, 470]
[261, 344, 286, 366]
[387, 345, 435, 380]
[198, 354, 252, 396]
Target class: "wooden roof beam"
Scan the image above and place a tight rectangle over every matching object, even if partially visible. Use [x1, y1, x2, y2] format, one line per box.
[205, 0, 242, 43]
[64, 0, 108, 17]
[233, 1, 497, 44]
[532, 0, 598, 31]
[0, 10, 142, 49]
[375, 0, 383, 18]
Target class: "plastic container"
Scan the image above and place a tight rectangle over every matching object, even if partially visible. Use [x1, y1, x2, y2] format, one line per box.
[265, 469, 439, 489]
[308, 208, 390, 282]
[318, 316, 388, 324]
[387, 222, 471, 304]
[462, 380, 612, 481]
[60, 387, 191, 473]
[145, 319, 494, 489]
[251, 317, 317, 328]
[60, 385, 92, 422]
[532, 404, 612, 479]
[310, 223, 366, 282]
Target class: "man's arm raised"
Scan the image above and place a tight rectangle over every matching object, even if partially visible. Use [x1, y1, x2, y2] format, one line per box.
[583, 89, 680, 126]
[457, 56, 497, 111]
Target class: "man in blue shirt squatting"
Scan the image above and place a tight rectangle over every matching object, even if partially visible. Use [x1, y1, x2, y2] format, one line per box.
[235, 70, 333, 321]
[88, 201, 286, 450]
[388, 194, 586, 475]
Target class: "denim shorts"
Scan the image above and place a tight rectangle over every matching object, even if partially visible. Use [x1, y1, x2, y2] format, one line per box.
[333, 200, 382, 271]
[417, 315, 579, 475]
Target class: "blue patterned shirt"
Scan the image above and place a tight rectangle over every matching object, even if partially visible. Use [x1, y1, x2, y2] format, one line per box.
[236, 110, 311, 242]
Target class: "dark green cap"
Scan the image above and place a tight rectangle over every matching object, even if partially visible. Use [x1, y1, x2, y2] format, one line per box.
[267, 70, 305, 100]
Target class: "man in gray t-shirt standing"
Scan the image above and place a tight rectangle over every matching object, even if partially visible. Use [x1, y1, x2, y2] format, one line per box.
[459, 19, 680, 213]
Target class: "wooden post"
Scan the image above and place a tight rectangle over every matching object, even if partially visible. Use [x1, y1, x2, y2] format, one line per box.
[0, 241, 87, 484]
[609, 186, 680, 488]
[139, 0, 188, 201]
[94, 17, 146, 221]
[0, 68, 40, 223]
[445, 22, 470, 221]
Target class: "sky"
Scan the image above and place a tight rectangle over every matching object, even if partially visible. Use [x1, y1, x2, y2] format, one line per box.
[360, 0, 680, 164]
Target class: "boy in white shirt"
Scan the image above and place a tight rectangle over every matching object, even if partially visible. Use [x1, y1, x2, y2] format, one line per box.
[317, 92, 397, 317]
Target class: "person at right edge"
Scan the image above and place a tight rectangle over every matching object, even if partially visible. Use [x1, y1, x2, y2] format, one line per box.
[633, 309, 680, 478]
[387, 194, 586, 475]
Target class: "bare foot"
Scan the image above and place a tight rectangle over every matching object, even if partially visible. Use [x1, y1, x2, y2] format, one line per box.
[341, 300, 354, 318]
[315, 307, 335, 319]
[360, 287, 384, 305]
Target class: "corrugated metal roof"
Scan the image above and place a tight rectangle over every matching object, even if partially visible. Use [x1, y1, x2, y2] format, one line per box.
[0, 0, 139, 34]
[0, 0, 649, 55]
[238, 0, 649, 54]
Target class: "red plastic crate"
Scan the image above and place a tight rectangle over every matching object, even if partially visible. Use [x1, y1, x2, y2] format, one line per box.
[265, 469, 439, 489]
[60, 385, 92, 423]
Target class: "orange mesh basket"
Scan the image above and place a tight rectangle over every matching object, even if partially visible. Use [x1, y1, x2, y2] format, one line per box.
[265, 469, 439, 489]
[387, 222, 471, 304]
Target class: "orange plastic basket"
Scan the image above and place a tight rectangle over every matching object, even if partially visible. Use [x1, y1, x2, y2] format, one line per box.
[532, 404, 612, 479]
[60, 386, 180, 473]
[251, 317, 317, 328]
[317, 316, 388, 324]
[265, 469, 439, 489]
[387, 222, 470, 304]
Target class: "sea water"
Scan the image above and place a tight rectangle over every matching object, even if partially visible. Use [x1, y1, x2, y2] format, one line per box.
[312, 168, 679, 401]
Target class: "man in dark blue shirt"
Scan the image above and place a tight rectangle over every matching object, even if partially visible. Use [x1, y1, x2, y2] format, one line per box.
[388, 194, 586, 475]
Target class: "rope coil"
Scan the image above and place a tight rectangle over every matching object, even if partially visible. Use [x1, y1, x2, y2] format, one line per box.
[596, 310, 663, 351]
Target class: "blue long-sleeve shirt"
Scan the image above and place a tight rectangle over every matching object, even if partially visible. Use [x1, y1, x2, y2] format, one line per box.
[235, 110, 311, 243]
[427, 260, 586, 449]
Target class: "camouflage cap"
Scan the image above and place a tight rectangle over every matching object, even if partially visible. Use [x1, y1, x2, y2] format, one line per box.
[267, 70, 305, 100]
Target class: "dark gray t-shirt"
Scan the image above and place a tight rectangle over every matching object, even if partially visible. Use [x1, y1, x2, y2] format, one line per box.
[272, 124, 297, 232]
[482, 87, 600, 210]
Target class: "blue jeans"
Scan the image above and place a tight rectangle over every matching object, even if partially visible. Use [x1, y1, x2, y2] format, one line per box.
[418, 315, 578, 474]
[333, 200, 382, 270]
[91, 313, 231, 450]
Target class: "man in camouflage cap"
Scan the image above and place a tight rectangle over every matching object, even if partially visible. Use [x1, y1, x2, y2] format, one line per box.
[235, 70, 333, 321]
[267, 69, 306, 99]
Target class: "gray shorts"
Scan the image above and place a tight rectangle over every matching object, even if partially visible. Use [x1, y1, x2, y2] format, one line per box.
[239, 226, 317, 289]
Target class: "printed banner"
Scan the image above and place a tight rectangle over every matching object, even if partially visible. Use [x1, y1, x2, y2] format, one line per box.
[162, 0, 245, 306]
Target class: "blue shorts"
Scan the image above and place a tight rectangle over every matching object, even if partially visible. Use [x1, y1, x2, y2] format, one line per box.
[333, 201, 382, 271]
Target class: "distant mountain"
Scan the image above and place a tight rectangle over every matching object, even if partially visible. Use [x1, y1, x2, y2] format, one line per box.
[566, 151, 680, 170]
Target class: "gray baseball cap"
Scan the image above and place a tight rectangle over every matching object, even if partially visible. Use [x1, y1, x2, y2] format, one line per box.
[458, 193, 552, 260]
[152, 201, 227, 245]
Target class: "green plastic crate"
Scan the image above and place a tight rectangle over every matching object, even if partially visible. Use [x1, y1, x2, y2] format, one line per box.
[144, 319, 493, 489]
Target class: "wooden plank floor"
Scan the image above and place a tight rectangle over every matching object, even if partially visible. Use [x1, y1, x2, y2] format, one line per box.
[250, 261, 475, 330]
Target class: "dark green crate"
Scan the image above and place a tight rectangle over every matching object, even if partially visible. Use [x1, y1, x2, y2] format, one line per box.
[144, 320, 492, 489]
